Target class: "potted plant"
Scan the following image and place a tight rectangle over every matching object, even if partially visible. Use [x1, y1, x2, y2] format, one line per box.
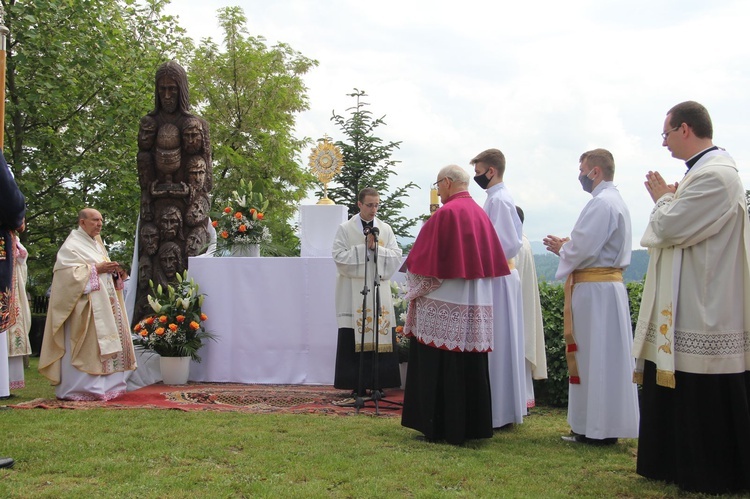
[212, 179, 271, 256]
[133, 270, 215, 384]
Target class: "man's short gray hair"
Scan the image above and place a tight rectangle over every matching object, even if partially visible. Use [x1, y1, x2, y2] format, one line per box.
[438, 164, 469, 185]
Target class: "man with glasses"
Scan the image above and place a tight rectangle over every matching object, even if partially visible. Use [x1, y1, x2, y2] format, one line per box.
[471, 148, 529, 428]
[331, 187, 403, 401]
[633, 101, 750, 494]
[39, 208, 136, 401]
[401, 165, 509, 444]
[543, 148, 639, 446]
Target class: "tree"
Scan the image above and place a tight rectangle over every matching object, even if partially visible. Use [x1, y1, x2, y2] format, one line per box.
[3, 0, 191, 294]
[187, 6, 318, 255]
[325, 89, 420, 241]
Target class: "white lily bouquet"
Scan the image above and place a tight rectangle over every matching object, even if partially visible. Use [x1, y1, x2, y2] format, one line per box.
[132, 270, 215, 361]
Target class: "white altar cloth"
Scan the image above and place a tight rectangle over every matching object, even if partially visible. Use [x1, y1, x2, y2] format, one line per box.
[299, 204, 348, 257]
[186, 257, 339, 385]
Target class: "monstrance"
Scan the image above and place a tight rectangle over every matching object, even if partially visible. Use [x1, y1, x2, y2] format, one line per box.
[308, 135, 344, 205]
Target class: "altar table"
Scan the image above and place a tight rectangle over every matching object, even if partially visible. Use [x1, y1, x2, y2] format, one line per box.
[186, 257, 339, 385]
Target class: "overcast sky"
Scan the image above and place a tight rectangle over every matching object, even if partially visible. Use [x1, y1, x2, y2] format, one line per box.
[163, 0, 750, 248]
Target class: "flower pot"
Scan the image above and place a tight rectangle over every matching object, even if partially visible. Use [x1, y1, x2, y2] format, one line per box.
[160, 356, 191, 385]
[230, 244, 260, 257]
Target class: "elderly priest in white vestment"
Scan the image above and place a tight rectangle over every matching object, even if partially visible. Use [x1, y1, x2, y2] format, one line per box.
[544, 148, 639, 445]
[39, 208, 137, 401]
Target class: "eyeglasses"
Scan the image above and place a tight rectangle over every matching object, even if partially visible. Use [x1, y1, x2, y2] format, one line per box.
[661, 125, 680, 140]
[363, 203, 380, 209]
[431, 177, 448, 189]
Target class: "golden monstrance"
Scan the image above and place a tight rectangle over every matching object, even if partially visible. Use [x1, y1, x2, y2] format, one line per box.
[308, 136, 344, 205]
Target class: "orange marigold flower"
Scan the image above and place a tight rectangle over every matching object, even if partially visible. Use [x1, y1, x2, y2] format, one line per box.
[176, 315, 186, 323]
[155, 327, 165, 336]
[168, 323, 178, 332]
[395, 325, 404, 334]
[223, 206, 232, 213]
[200, 313, 208, 321]
[221, 231, 229, 239]
[145, 317, 155, 325]
[234, 211, 243, 219]
[238, 224, 247, 232]
[211, 220, 218, 228]
[134, 323, 142, 332]
[250, 208, 256, 215]
[257, 213, 264, 220]
[140, 330, 148, 337]
[189, 321, 200, 330]
[159, 315, 168, 323]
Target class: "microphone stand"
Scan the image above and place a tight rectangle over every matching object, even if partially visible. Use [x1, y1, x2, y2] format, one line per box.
[353, 229, 371, 413]
[362, 226, 402, 415]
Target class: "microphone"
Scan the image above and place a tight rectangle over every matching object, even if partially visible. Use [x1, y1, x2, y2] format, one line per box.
[369, 227, 379, 236]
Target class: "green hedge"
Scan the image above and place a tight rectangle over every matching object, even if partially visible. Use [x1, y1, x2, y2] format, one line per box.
[534, 280, 644, 407]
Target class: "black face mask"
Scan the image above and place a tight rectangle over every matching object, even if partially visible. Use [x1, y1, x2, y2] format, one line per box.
[474, 170, 492, 190]
[578, 170, 595, 193]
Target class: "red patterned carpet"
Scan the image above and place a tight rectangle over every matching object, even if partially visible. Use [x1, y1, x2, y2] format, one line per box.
[11, 383, 404, 417]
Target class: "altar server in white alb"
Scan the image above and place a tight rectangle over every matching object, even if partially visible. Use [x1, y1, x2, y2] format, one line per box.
[332, 188, 403, 397]
[543, 148, 639, 445]
[471, 148, 528, 427]
[514, 206, 548, 402]
[634, 101, 750, 494]
[39, 208, 137, 401]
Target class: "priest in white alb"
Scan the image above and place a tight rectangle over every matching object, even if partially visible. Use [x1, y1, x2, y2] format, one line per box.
[332, 188, 403, 399]
[544, 148, 639, 445]
[634, 101, 750, 494]
[39, 208, 137, 401]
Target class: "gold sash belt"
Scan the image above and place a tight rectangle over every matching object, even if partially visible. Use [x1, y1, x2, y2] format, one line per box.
[564, 267, 623, 384]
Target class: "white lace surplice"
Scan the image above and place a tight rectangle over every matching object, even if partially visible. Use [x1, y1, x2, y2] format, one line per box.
[404, 272, 494, 353]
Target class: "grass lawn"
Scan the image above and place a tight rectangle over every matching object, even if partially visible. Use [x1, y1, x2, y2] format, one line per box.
[0, 358, 736, 498]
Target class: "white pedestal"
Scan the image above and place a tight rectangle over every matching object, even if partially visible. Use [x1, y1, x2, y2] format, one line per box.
[299, 204, 348, 257]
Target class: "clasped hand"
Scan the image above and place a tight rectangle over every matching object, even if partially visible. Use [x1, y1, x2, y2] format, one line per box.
[96, 261, 128, 280]
[644, 171, 678, 202]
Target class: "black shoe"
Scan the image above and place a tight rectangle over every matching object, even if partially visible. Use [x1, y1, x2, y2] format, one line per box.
[588, 437, 617, 446]
[561, 434, 617, 446]
[0, 394, 15, 401]
[0, 458, 14, 469]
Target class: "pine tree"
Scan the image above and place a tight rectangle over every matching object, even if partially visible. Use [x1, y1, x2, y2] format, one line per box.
[325, 89, 420, 240]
